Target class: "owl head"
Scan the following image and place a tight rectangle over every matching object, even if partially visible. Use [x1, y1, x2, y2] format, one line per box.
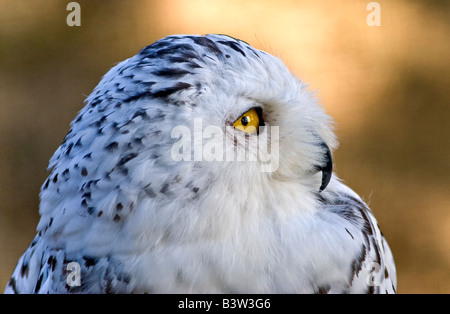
[39, 34, 338, 250]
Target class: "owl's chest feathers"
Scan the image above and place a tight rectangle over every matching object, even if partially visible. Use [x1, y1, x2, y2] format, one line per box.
[127, 180, 355, 292]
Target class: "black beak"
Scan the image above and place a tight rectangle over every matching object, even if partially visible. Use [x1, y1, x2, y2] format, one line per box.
[316, 143, 333, 193]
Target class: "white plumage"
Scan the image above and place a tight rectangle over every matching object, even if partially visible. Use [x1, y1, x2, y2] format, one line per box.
[5, 34, 396, 293]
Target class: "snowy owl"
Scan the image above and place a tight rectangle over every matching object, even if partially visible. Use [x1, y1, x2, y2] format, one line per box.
[5, 34, 396, 294]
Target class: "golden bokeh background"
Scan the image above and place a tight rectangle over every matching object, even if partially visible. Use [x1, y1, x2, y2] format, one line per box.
[1, 0, 449, 293]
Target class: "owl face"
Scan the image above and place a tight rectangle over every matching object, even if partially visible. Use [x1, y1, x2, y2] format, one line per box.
[88, 34, 333, 179]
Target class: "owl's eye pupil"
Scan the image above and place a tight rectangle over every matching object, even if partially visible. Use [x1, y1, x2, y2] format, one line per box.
[241, 116, 249, 126]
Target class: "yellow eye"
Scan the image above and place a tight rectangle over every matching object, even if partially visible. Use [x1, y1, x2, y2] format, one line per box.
[233, 108, 262, 134]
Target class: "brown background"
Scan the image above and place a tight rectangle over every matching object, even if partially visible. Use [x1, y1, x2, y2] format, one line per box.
[1, 0, 449, 293]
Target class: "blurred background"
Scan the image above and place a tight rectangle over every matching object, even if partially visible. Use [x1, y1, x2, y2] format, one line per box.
[0, 0, 449, 293]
